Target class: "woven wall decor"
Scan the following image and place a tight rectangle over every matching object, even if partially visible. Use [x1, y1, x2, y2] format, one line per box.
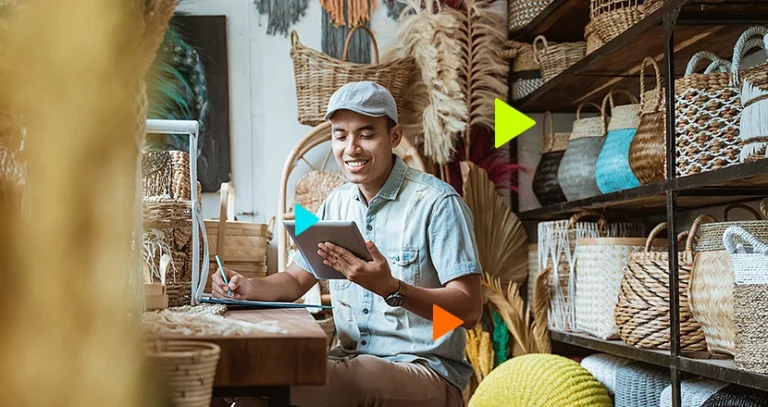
[595, 89, 642, 194]
[557, 102, 607, 201]
[734, 26, 768, 163]
[254, 0, 309, 37]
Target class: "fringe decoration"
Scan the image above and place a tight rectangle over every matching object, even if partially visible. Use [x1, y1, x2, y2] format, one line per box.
[739, 81, 768, 162]
[321, 7, 371, 64]
[320, 0, 377, 27]
[254, 0, 309, 37]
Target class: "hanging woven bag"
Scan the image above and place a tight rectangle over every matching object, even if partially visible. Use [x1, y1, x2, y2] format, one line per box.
[505, 41, 544, 101]
[595, 89, 642, 194]
[675, 50, 742, 177]
[508, 0, 554, 33]
[732, 26, 768, 163]
[690, 201, 768, 357]
[557, 102, 607, 201]
[614, 218, 709, 353]
[629, 57, 667, 185]
[532, 35, 586, 82]
[589, 0, 645, 44]
[724, 225, 768, 374]
[532, 111, 569, 207]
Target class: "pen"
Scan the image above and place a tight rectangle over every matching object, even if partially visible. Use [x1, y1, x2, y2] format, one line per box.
[215, 255, 233, 296]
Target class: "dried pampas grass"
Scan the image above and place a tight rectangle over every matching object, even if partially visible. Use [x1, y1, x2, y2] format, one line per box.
[461, 161, 527, 286]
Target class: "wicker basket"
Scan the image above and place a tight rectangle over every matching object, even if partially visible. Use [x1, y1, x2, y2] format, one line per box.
[558, 102, 607, 201]
[660, 378, 729, 407]
[289, 26, 415, 127]
[733, 26, 768, 163]
[580, 354, 633, 395]
[533, 35, 586, 82]
[204, 183, 274, 292]
[690, 202, 768, 357]
[590, 0, 645, 44]
[144, 340, 221, 407]
[724, 225, 768, 374]
[630, 57, 667, 185]
[509, 0, 554, 32]
[595, 89, 642, 193]
[527, 243, 539, 307]
[614, 219, 709, 352]
[574, 234, 666, 340]
[505, 40, 545, 101]
[614, 362, 671, 407]
[701, 385, 768, 407]
[532, 111, 570, 207]
[675, 51, 742, 177]
[143, 150, 193, 201]
[585, 21, 605, 55]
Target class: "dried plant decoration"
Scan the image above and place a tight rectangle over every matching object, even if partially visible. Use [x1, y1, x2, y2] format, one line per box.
[320, 0, 377, 27]
[461, 161, 527, 286]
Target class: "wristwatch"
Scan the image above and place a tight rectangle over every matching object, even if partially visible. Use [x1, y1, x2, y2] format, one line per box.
[384, 279, 406, 307]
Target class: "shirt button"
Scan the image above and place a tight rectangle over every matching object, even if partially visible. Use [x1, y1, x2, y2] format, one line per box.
[363, 308, 369, 314]
[366, 224, 373, 231]
[361, 340, 368, 345]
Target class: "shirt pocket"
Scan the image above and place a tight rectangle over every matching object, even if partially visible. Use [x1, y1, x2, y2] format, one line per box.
[386, 247, 420, 286]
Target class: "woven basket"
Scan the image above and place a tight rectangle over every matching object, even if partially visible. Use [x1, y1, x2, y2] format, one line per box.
[289, 26, 415, 127]
[144, 340, 221, 407]
[558, 103, 607, 201]
[590, 0, 645, 44]
[724, 226, 768, 374]
[533, 35, 586, 82]
[204, 183, 274, 292]
[660, 378, 729, 407]
[505, 41, 544, 101]
[614, 219, 709, 352]
[629, 57, 667, 185]
[691, 202, 768, 357]
[575, 234, 666, 340]
[701, 385, 768, 407]
[675, 51, 742, 177]
[143, 150, 193, 201]
[733, 27, 768, 163]
[595, 89, 642, 193]
[614, 362, 671, 407]
[509, 0, 554, 32]
[643, 0, 665, 15]
[532, 111, 570, 207]
[527, 243, 539, 306]
[585, 21, 605, 55]
[580, 354, 633, 395]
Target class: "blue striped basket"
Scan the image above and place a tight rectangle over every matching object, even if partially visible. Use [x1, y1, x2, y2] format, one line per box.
[595, 90, 642, 194]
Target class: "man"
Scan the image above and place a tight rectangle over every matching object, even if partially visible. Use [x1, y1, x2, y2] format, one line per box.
[213, 81, 483, 407]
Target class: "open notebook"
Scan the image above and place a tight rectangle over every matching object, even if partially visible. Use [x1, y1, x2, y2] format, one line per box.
[201, 296, 333, 310]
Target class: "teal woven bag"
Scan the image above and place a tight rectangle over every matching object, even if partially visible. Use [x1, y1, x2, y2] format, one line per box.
[595, 90, 642, 194]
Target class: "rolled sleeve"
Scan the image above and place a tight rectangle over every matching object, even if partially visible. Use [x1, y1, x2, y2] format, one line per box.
[427, 194, 482, 285]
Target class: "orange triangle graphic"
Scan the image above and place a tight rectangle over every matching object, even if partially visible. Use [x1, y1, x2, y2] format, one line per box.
[433, 304, 464, 341]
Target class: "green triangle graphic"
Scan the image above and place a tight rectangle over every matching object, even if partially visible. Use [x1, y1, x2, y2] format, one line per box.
[495, 98, 536, 148]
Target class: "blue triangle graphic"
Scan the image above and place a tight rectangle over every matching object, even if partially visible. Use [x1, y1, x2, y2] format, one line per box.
[295, 203, 319, 236]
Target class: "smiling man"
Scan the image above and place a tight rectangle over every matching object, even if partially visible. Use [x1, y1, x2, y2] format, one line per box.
[212, 81, 483, 407]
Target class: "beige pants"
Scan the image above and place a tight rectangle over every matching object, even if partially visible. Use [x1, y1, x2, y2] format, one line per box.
[290, 354, 464, 407]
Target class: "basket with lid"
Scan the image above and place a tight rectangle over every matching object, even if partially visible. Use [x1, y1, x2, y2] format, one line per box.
[532, 111, 569, 207]
[595, 89, 642, 193]
[557, 102, 608, 201]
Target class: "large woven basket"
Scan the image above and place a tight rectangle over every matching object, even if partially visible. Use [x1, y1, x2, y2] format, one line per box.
[289, 26, 415, 127]
[533, 35, 586, 82]
[144, 340, 221, 407]
[557, 102, 607, 201]
[590, 0, 645, 44]
[595, 89, 642, 193]
[733, 26, 768, 163]
[505, 40, 544, 101]
[509, 0, 554, 32]
[629, 57, 667, 185]
[575, 234, 665, 340]
[675, 51, 742, 177]
[614, 219, 708, 353]
[724, 225, 768, 374]
[690, 202, 768, 357]
[204, 183, 274, 292]
[532, 111, 570, 207]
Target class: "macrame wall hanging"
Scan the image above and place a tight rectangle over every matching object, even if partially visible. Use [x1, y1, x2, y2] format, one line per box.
[321, 0, 377, 64]
[254, 0, 310, 37]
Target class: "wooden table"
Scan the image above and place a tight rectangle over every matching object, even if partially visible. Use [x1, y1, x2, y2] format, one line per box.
[160, 308, 328, 407]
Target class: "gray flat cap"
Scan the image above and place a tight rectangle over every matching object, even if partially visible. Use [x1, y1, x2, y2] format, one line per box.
[324, 81, 398, 124]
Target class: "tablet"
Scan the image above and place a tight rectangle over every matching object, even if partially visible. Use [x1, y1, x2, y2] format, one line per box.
[284, 220, 373, 279]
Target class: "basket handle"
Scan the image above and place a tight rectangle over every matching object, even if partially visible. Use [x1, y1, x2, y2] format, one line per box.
[685, 214, 717, 254]
[532, 35, 549, 66]
[761, 198, 768, 219]
[576, 102, 602, 121]
[290, 30, 300, 47]
[731, 26, 768, 86]
[541, 111, 555, 151]
[645, 222, 668, 251]
[640, 57, 663, 112]
[600, 91, 614, 134]
[218, 183, 236, 256]
[567, 210, 609, 236]
[342, 25, 380, 64]
[724, 203, 762, 221]
[685, 51, 730, 76]
[612, 89, 639, 105]
[724, 226, 768, 255]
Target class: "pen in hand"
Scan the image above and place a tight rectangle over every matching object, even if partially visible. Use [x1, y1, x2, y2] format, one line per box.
[215, 255, 233, 297]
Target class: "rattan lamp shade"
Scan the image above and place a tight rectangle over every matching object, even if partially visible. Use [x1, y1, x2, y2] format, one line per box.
[469, 354, 612, 407]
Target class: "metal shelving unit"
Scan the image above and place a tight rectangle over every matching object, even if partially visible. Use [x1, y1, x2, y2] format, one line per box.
[509, 1, 768, 406]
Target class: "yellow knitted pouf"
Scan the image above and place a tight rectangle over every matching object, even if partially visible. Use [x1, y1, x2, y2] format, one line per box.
[469, 354, 613, 407]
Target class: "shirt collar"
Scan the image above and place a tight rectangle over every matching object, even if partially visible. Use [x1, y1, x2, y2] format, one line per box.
[354, 154, 408, 202]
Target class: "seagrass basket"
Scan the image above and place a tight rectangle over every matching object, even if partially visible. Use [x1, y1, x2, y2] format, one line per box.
[509, 0, 553, 32]
[675, 51, 742, 177]
[691, 201, 768, 357]
[533, 35, 586, 82]
[733, 26, 768, 163]
[557, 102, 607, 201]
[629, 57, 667, 185]
[532, 111, 569, 206]
[724, 225, 768, 374]
[590, 0, 645, 44]
[290, 26, 415, 127]
[505, 40, 544, 101]
[595, 89, 642, 193]
[585, 21, 605, 55]
[143, 150, 194, 201]
[614, 219, 708, 353]
[144, 340, 221, 407]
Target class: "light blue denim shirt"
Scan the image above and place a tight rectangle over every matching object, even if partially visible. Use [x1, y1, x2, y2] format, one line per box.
[292, 154, 482, 391]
